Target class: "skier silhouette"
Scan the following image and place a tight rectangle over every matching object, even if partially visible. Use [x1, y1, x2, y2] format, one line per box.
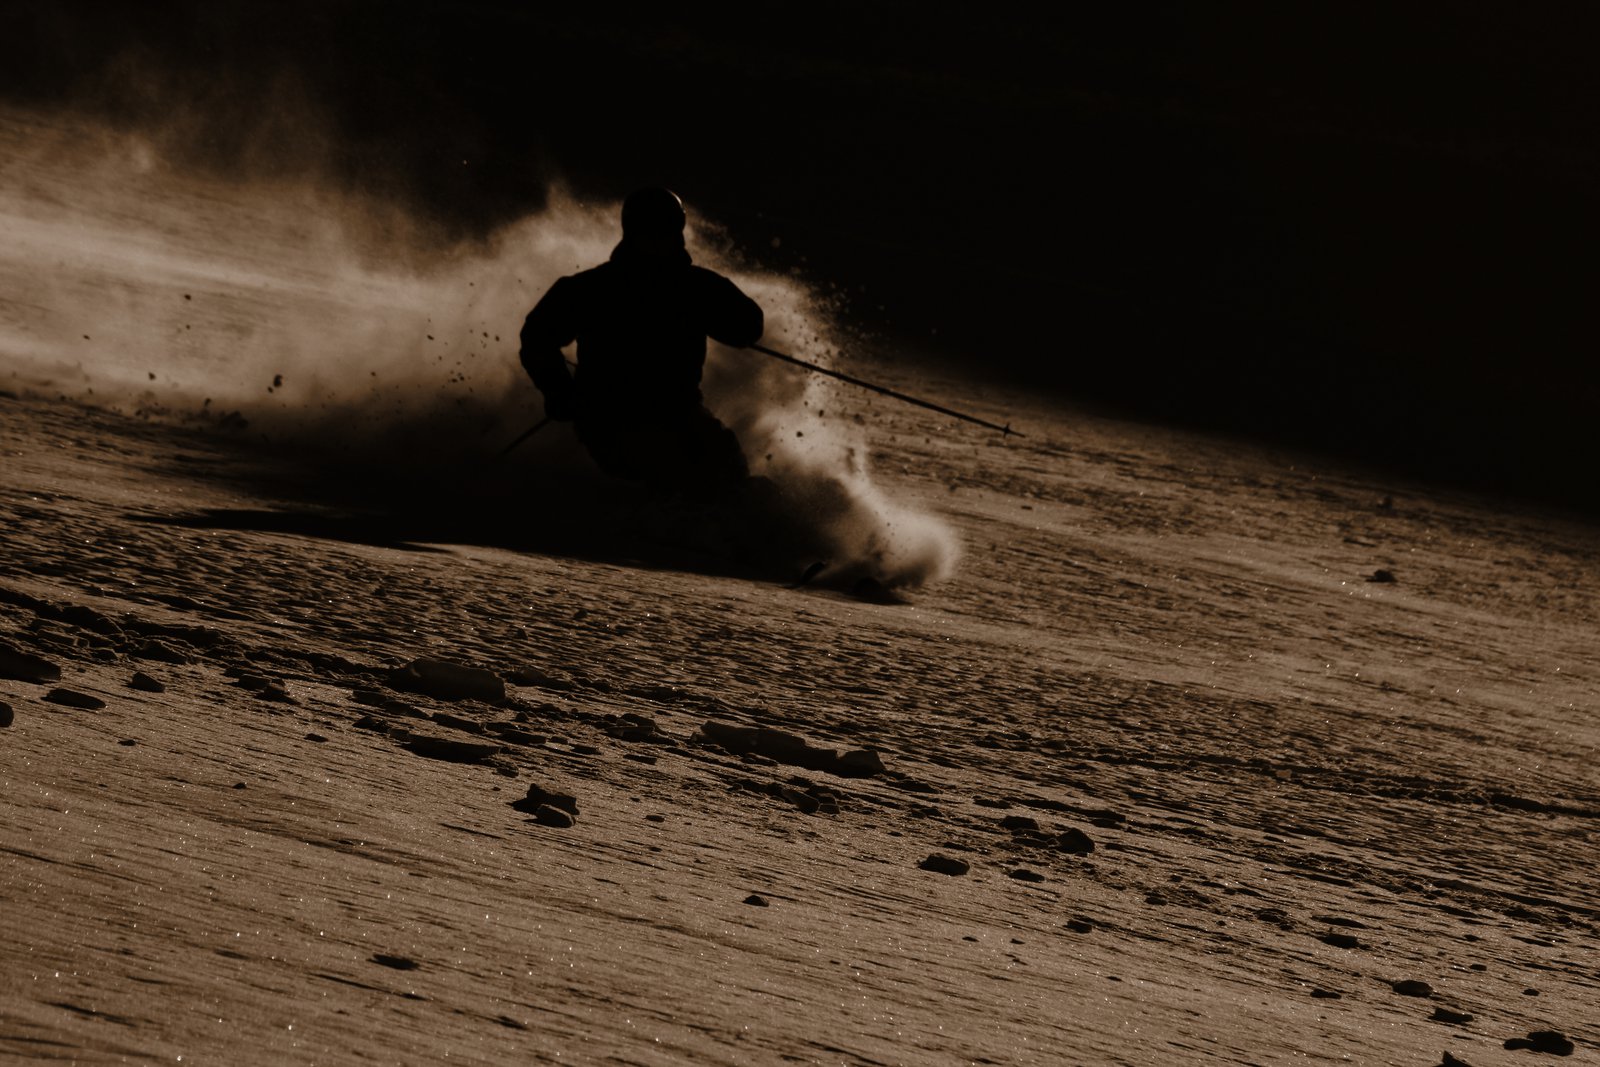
[519, 188, 763, 500]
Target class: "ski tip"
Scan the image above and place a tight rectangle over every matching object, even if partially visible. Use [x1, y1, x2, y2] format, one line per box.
[789, 560, 829, 589]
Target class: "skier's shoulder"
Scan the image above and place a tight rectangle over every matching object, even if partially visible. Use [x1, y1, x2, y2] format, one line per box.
[685, 262, 735, 285]
[566, 261, 615, 288]
[540, 263, 615, 307]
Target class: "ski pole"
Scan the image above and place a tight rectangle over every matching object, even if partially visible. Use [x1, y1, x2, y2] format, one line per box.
[495, 416, 551, 458]
[748, 343, 1023, 438]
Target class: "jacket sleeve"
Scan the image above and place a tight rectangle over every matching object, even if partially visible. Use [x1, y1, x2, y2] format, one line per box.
[700, 271, 764, 348]
[519, 276, 578, 397]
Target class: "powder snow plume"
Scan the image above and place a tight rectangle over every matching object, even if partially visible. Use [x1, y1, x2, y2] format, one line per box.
[0, 106, 958, 587]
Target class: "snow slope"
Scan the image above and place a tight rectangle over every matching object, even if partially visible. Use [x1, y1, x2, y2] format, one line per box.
[3, 106, 1598, 1067]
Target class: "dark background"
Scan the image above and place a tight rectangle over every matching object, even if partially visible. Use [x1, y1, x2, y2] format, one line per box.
[4, 1, 1595, 509]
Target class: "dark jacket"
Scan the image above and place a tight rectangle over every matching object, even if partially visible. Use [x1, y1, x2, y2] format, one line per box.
[519, 239, 763, 419]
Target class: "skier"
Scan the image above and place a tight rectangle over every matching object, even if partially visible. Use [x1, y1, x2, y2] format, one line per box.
[519, 187, 764, 500]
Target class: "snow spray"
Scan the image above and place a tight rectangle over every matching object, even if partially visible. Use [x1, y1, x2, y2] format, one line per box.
[0, 106, 958, 587]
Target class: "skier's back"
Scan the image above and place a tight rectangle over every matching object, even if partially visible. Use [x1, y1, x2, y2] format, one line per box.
[519, 188, 763, 499]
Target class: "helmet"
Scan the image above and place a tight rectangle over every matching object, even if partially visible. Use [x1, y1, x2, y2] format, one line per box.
[621, 187, 686, 237]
